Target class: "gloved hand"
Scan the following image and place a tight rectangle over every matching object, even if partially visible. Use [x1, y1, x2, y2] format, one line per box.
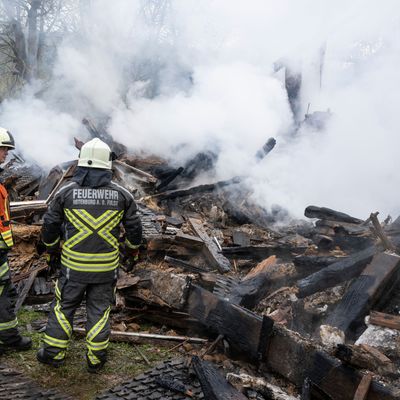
[125, 248, 139, 273]
[45, 251, 61, 277]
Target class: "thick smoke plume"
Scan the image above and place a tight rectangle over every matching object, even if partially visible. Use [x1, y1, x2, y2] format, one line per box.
[1, 0, 399, 219]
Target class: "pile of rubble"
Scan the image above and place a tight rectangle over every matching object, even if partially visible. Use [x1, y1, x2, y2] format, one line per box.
[4, 124, 400, 400]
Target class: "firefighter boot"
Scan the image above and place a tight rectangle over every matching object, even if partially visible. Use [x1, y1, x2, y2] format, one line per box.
[37, 348, 65, 368]
[1, 336, 32, 352]
[8, 336, 32, 351]
[86, 355, 106, 373]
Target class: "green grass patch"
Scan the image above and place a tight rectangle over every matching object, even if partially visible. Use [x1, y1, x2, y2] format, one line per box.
[2, 307, 180, 400]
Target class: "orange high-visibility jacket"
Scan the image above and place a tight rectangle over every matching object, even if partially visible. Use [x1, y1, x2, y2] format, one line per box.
[0, 183, 13, 249]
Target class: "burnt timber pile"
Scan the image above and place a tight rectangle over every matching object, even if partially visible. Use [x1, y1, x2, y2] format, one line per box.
[4, 130, 400, 399]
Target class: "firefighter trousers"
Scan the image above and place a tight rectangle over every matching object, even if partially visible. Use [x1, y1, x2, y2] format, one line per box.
[0, 278, 20, 345]
[42, 275, 115, 366]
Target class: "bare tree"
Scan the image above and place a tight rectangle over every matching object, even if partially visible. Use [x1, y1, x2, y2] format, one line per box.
[0, 0, 79, 91]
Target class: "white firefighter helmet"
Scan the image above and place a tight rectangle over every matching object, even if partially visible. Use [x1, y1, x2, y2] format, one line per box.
[0, 127, 15, 149]
[78, 138, 112, 169]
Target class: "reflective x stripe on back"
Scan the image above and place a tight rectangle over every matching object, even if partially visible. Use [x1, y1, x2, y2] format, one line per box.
[64, 209, 123, 250]
[62, 209, 123, 272]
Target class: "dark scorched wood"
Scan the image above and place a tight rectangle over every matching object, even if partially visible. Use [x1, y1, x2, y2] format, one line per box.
[324, 252, 400, 337]
[296, 246, 377, 298]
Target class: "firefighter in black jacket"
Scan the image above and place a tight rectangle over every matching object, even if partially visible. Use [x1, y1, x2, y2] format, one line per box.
[0, 127, 32, 353]
[37, 138, 142, 371]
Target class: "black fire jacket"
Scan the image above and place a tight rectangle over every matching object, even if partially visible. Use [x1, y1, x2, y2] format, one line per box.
[42, 167, 142, 283]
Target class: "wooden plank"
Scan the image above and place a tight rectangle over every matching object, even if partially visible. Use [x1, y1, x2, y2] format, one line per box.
[325, 252, 400, 337]
[174, 231, 205, 249]
[15, 269, 39, 312]
[187, 284, 273, 361]
[192, 356, 248, 400]
[189, 218, 231, 273]
[335, 343, 395, 376]
[307, 351, 400, 400]
[304, 206, 364, 224]
[369, 311, 400, 330]
[232, 231, 250, 247]
[222, 244, 307, 262]
[151, 177, 242, 201]
[296, 246, 377, 298]
[370, 213, 396, 251]
[228, 256, 286, 309]
[353, 373, 373, 400]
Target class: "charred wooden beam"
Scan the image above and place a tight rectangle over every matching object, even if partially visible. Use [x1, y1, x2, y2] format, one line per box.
[324, 252, 400, 338]
[335, 343, 396, 377]
[155, 166, 184, 192]
[189, 218, 231, 273]
[305, 206, 364, 224]
[315, 219, 370, 235]
[222, 244, 307, 262]
[294, 255, 347, 270]
[307, 352, 399, 400]
[187, 284, 274, 362]
[227, 256, 291, 309]
[192, 356, 248, 400]
[296, 246, 377, 298]
[151, 176, 242, 201]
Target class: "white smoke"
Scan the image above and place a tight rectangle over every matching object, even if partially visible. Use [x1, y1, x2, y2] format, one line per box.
[1, 0, 399, 218]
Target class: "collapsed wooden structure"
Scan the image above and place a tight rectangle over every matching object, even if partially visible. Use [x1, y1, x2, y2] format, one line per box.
[4, 128, 400, 399]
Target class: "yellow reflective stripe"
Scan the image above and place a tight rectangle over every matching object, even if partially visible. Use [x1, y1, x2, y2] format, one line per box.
[0, 261, 9, 279]
[43, 236, 60, 247]
[43, 334, 69, 349]
[0, 318, 18, 331]
[54, 351, 66, 360]
[87, 349, 101, 365]
[125, 239, 140, 250]
[1, 232, 13, 247]
[98, 211, 123, 249]
[2, 230, 12, 239]
[54, 300, 72, 338]
[87, 306, 110, 343]
[63, 246, 118, 262]
[0, 285, 4, 296]
[61, 256, 119, 272]
[64, 209, 92, 248]
[76, 209, 118, 229]
[55, 280, 61, 301]
[86, 339, 109, 351]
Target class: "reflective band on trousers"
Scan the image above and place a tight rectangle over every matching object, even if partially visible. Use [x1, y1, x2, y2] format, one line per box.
[86, 306, 111, 365]
[43, 333, 69, 349]
[0, 261, 9, 280]
[0, 318, 18, 331]
[53, 279, 72, 338]
[1, 231, 13, 247]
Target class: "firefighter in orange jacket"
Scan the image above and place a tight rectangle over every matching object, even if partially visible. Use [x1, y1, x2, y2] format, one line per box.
[0, 127, 31, 352]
